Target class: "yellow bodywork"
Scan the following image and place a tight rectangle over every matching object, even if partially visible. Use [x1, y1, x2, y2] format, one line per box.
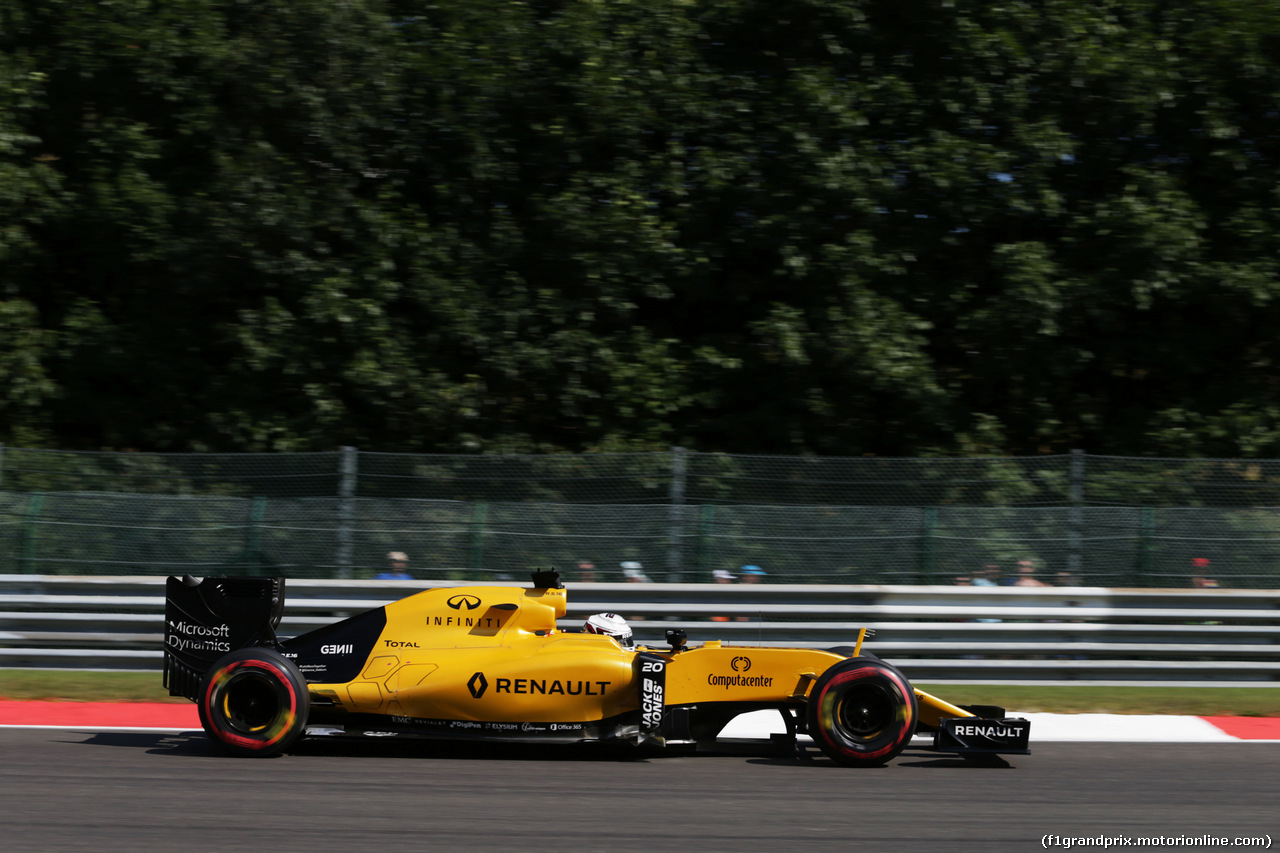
[913, 689, 974, 728]
[302, 582, 977, 729]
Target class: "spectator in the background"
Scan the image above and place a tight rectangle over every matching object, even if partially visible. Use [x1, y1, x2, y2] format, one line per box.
[736, 565, 766, 621]
[577, 561, 598, 583]
[621, 561, 651, 583]
[1191, 557, 1219, 588]
[968, 563, 1004, 628]
[1013, 558, 1048, 587]
[972, 563, 1001, 587]
[711, 568, 735, 621]
[376, 551, 412, 580]
[620, 561, 651, 622]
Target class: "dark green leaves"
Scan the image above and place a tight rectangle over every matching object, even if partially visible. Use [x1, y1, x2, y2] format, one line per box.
[6, 1, 1280, 457]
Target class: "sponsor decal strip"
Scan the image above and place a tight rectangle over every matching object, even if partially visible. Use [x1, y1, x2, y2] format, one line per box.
[465, 672, 614, 698]
[948, 723, 1025, 738]
[164, 620, 232, 654]
[388, 714, 592, 737]
[638, 654, 666, 734]
[495, 678, 611, 696]
[707, 674, 775, 689]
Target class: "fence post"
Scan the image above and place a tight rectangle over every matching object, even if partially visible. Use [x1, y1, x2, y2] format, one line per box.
[1138, 507, 1155, 586]
[1069, 449, 1085, 582]
[21, 492, 44, 574]
[245, 496, 266, 576]
[668, 447, 688, 582]
[694, 504, 716, 577]
[469, 502, 489, 575]
[920, 506, 938, 583]
[336, 446, 357, 579]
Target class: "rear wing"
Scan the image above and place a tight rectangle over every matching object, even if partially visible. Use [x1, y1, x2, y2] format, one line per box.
[163, 575, 286, 700]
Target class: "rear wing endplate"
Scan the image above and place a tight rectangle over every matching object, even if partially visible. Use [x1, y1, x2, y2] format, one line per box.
[163, 575, 285, 700]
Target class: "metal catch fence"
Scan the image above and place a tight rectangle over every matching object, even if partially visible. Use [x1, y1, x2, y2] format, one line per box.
[2, 447, 1280, 586]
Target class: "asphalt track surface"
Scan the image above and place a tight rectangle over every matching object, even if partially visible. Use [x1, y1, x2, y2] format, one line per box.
[1, 730, 1276, 853]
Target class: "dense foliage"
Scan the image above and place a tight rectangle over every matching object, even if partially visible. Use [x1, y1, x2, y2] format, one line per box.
[5, 0, 1280, 457]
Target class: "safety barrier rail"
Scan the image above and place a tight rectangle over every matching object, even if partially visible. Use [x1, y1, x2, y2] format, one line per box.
[1, 575, 1277, 684]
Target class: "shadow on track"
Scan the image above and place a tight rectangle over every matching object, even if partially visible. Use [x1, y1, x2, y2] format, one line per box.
[69, 729, 665, 763]
[68, 729, 1020, 770]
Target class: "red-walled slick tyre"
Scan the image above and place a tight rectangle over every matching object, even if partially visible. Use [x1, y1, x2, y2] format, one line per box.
[198, 647, 310, 757]
[806, 657, 917, 767]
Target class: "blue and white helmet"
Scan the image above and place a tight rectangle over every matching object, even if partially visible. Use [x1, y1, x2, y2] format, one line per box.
[584, 612, 634, 649]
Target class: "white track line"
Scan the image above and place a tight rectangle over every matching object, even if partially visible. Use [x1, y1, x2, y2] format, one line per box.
[717, 709, 1249, 742]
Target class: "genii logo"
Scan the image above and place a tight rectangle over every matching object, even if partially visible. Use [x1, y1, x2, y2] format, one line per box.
[448, 594, 482, 611]
[467, 671, 489, 699]
[731, 656, 752, 672]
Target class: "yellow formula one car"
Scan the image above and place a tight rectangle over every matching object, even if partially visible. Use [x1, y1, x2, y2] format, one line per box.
[163, 570, 1030, 765]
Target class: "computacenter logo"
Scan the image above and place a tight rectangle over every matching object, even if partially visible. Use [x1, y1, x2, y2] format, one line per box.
[448, 594, 482, 611]
[709, 656, 772, 690]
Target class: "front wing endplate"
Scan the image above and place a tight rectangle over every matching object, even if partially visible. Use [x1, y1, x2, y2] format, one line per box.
[934, 717, 1031, 755]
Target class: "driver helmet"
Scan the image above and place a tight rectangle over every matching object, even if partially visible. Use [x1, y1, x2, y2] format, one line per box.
[584, 612, 634, 649]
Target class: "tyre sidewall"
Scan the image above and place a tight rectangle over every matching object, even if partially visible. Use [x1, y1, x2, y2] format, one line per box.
[198, 647, 309, 757]
[807, 658, 916, 766]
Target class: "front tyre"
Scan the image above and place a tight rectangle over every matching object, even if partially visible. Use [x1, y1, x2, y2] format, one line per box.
[198, 648, 310, 757]
[806, 658, 917, 767]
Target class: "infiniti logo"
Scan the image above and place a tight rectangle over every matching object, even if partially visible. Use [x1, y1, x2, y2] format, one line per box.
[731, 656, 752, 672]
[448, 594, 482, 611]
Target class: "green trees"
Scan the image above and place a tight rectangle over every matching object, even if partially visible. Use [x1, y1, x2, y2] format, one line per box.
[5, 0, 1280, 457]
[0, 10, 60, 445]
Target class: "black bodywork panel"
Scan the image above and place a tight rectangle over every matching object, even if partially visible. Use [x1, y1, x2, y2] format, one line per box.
[163, 576, 284, 700]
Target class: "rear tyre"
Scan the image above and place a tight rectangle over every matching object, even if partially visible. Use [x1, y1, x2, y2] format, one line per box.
[806, 658, 917, 767]
[198, 647, 310, 757]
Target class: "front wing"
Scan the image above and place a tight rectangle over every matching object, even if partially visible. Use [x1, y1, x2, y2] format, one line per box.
[934, 716, 1032, 755]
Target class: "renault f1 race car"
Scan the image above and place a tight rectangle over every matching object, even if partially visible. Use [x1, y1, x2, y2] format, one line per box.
[163, 570, 1030, 765]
